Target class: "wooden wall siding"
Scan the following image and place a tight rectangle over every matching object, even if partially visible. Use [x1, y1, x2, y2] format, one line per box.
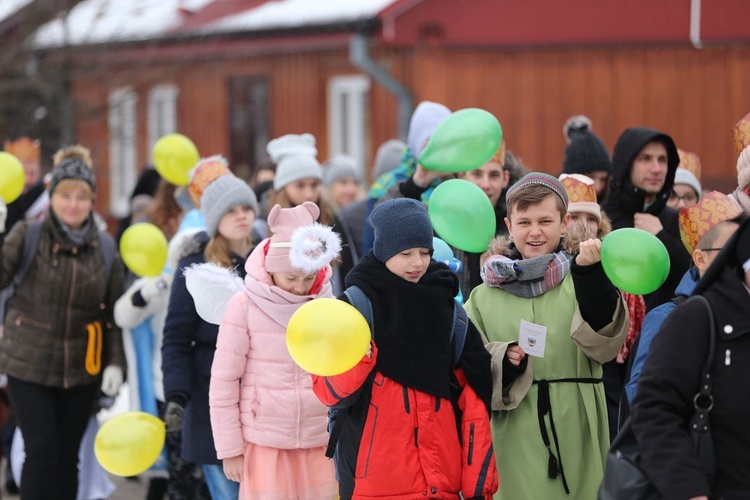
[67, 41, 750, 216]
[410, 45, 750, 193]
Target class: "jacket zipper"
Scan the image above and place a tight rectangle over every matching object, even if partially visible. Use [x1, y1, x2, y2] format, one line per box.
[468, 423, 475, 465]
[64, 253, 78, 389]
[14, 316, 52, 330]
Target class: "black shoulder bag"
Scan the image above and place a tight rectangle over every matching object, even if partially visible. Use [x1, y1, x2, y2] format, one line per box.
[598, 295, 717, 500]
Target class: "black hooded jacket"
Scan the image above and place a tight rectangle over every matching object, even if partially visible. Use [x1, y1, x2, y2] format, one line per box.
[602, 127, 691, 311]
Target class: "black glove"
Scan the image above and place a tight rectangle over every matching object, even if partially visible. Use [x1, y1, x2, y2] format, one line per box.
[163, 399, 186, 433]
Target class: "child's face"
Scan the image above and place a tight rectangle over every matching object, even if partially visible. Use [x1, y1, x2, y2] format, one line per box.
[385, 247, 431, 283]
[459, 161, 508, 207]
[505, 195, 570, 259]
[218, 205, 255, 242]
[285, 178, 321, 206]
[328, 177, 359, 208]
[569, 211, 600, 235]
[272, 271, 316, 296]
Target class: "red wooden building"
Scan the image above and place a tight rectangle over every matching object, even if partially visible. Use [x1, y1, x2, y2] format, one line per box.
[26, 0, 750, 218]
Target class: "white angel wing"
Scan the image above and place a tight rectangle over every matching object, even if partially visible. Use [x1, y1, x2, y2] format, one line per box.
[184, 263, 245, 325]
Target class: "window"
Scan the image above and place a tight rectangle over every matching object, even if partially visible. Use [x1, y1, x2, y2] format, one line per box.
[108, 87, 137, 217]
[148, 84, 179, 151]
[227, 75, 269, 177]
[327, 75, 370, 176]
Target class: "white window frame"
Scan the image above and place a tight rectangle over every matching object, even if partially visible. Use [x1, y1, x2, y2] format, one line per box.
[108, 87, 138, 217]
[147, 84, 179, 151]
[327, 75, 371, 177]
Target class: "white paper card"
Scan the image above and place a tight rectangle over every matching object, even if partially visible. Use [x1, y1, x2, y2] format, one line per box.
[519, 319, 548, 358]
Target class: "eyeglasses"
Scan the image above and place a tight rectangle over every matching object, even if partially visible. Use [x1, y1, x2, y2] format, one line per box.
[669, 193, 698, 203]
[699, 248, 723, 252]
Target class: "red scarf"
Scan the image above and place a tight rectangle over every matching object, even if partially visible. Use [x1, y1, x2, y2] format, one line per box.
[617, 292, 646, 363]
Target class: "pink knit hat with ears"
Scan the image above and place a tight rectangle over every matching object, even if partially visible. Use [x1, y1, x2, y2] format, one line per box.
[265, 201, 341, 274]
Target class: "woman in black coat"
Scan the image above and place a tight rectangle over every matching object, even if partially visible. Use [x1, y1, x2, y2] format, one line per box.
[631, 216, 750, 500]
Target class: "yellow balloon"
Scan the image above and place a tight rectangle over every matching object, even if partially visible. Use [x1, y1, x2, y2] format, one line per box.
[152, 134, 199, 186]
[286, 298, 371, 376]
[120, 222, 168, 277]
[94, 411, 165, 477]
[0, 152, 25, 203]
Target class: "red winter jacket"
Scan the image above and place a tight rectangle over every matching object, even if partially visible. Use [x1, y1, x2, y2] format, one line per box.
[312, 344, 498, 500]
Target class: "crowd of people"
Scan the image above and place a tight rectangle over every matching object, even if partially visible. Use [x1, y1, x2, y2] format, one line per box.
[0, 105, 749, 500]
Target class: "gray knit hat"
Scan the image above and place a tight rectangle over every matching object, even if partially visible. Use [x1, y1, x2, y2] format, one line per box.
[370, 198, 433, 263]
[191, 156, 259, 237]
[323, 155, 361, 187]
[373, 139, 407, 179]
[49, 157, 96, 195]
[407, 101, 451, 156]
[673, 168, 702, 200]
[267, 133, 322, 191]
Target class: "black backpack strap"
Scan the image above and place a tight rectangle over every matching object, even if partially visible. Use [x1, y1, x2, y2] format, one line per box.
[1, 221, 42, 322]
[343, 285, 373, 334]
[98, 230, 116, 280]
[451, 302, 468, 368]
[325, 369, 377, 459]
[14, 221, 43, 287]
[327, 286, 375, 460]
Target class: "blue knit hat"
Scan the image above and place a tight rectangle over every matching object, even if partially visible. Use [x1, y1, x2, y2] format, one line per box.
[370, 198, 434, 263]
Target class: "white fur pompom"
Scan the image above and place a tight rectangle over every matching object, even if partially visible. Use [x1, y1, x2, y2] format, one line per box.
[289, 223, 342, 275]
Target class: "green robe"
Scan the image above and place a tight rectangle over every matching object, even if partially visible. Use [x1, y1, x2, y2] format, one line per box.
[464, 274, 627, 500]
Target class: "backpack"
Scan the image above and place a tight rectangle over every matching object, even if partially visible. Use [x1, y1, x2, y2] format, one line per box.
[0, 220, 116, 323]
[325, 285, 469, 459]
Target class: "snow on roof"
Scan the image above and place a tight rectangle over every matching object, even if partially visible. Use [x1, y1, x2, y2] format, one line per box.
[33, 0, 214, 47]
[202, 0, 398, 34]
[0, 0, 34, 24]
[32, 0, 398, 48]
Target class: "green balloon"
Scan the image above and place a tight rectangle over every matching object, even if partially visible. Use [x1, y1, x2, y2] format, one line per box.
[419, 108, 503, 173]
[600, 228, 670, 295]
[428, 179, 496, 253]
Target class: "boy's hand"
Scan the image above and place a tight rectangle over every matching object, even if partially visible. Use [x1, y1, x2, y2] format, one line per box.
[366, 341, 374, 358]
[575, 238, 602, 267]
[634, 213, 664, 235]
[413, 164, 452, 188]
[506, 344, 526, 366]
[223, 455, 244, 482]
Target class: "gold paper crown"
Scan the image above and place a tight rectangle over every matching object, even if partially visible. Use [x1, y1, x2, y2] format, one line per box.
[187, 157, 230, 207]
[677, 149, 702, 180]
[733, 112, 750, 156]
[489, 139, 506, 166]
[4, 137, 40, 163]
[560, 173, 596, 204]
[678, 191, 742, 254]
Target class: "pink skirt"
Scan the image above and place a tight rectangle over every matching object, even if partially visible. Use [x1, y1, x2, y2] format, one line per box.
[240, 443, 338, 500]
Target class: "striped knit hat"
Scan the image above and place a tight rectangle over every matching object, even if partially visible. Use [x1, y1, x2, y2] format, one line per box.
[506, 172, 568, 211]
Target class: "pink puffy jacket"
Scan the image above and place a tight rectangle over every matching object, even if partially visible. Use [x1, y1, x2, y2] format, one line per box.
[209, 241, 334, 459]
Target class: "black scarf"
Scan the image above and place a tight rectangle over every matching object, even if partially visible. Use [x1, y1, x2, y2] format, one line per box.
[345, 252, 459, 399]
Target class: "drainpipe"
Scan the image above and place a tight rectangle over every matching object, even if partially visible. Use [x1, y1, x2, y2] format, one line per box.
[350, 33, 413, 141]
[690, 0, 702, 49]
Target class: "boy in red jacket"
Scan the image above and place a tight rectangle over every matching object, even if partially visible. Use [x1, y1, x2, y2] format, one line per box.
[312, 198, 498, 500]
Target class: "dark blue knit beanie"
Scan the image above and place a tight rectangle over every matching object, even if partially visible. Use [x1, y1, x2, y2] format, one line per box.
[370, 198, 434, 263]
